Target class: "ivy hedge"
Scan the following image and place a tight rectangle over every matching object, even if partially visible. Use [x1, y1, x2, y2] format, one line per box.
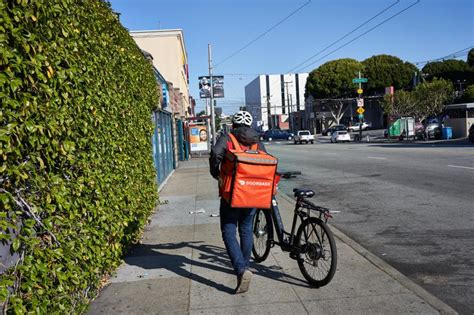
[1, 0, 159, 313]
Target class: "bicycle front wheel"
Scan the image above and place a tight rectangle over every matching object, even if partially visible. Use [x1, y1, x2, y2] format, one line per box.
[252, 209, 273, 262]
[296, 217, 337, 287]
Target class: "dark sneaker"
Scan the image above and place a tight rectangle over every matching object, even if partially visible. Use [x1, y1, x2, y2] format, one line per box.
[235, 270, 252, 294]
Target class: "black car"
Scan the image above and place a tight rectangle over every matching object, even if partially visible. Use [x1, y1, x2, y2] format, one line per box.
[323, 124, 346, 136]
[261, 129, 294, 141]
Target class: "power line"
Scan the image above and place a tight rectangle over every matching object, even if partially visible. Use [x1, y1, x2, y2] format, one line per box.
[299, 0, 421, 72]
[234, 1, 417, 110]
[413, 46, 473, 66]
[288, 0, 400, 73]
[214, 0, 311, 68]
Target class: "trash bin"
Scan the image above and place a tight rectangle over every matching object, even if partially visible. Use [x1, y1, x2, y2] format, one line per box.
[442, 127, 452, 140]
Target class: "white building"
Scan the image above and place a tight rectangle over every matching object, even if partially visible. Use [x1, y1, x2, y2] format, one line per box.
[245, 73, 309, 131]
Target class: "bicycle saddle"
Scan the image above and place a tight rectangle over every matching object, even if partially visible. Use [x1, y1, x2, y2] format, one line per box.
[293, 188, 315, 198]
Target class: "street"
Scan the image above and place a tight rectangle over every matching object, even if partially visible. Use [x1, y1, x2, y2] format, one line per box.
[266, 140, 474, 314]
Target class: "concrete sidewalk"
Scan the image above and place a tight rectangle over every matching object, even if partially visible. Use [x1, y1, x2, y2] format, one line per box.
[88, 158, 456, 315]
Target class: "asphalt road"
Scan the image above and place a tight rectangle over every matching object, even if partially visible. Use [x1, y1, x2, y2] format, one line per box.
[265, 139, 474, 314]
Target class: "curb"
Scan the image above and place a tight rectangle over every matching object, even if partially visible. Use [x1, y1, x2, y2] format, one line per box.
[277, 191, 458, 315]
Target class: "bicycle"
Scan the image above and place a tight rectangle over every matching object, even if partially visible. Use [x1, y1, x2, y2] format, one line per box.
[252, 175, 337, 287]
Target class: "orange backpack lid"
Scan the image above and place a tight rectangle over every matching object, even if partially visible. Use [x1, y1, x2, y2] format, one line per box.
[228, 132, 258, 152]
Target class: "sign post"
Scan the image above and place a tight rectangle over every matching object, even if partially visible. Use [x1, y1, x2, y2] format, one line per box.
[353, 71, 367, 142]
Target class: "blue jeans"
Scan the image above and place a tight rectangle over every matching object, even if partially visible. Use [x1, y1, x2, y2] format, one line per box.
[219, 199, 256, 276]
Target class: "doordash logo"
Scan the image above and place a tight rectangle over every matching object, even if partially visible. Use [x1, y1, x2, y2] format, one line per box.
[238, 180, 271, 186]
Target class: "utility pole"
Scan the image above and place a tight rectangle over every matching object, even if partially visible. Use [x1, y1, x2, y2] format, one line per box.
[208, 44, 216, 146]
[284, 81, 292, 115]
[265, 95, 272, 130]
[358, 71, 363, 142]
[205, 98, 211, 151]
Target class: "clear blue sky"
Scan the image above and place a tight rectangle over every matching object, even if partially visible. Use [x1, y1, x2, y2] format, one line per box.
[109, 0, 473, 114]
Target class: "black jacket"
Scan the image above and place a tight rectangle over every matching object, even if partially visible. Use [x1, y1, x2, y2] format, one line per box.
[209, 126, 266, 179]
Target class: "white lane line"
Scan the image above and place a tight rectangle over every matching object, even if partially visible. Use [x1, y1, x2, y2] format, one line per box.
[447, 165, 474, 170]
[368, 156, 387, 160]
[324, 153, 338, 156]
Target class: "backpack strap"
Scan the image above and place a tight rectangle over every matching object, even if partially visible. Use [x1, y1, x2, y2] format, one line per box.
[228, 133, 259, 152]
[228, 133, 243, 152]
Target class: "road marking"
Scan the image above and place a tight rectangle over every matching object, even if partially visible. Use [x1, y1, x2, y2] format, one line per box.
[324, 152, 338, 156]
[447, 165, 474, 170]
[368, 156, 387, 160]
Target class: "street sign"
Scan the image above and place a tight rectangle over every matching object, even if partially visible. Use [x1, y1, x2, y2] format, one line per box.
[352, 78, 368, 83]
[357, 107, 365, 115]
[357, 88, 363, 94]
[357, 98, 364, 107]
[358, 114, 364, 119]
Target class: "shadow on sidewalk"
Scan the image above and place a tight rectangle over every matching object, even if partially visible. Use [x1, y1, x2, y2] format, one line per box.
[125, 241, 309, 293]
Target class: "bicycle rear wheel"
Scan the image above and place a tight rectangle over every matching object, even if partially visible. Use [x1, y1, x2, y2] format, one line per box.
[296, 217, 337, 287]
[252, 209, 273, 262]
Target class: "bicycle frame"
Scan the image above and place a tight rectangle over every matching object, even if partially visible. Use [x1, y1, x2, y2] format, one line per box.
[269, 195, 333, 253]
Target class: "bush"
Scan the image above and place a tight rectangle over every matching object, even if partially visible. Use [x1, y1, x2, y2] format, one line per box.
[0, 0, 159, 312]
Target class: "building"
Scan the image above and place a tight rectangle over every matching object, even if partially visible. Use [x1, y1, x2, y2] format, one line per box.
[141, 50, 176, 186]
[444, 102, 474, 138]
[245, 73, 309, 131]
[131, 29, 190, 117]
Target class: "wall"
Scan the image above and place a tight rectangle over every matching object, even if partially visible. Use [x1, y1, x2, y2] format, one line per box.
[444, 118, 474, 138]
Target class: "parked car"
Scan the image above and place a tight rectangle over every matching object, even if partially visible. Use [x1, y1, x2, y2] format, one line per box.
[469, 124, 474, 143]
[323, 124, 346, 136]
[261, 129, 294, 141]
[330, 130, 351, 143]
[415, 122, 425, 140]
[294, 130, 314, 144]
[348, 122, 371, 132]
[425, 122, 442, 140]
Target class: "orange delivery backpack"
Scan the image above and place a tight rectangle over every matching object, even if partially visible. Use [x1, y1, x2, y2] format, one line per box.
[219, 133, 278, 209]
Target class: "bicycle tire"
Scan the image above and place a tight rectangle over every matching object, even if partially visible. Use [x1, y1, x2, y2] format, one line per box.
[296, 217, 337, 287]
[252, 209, 273, 262]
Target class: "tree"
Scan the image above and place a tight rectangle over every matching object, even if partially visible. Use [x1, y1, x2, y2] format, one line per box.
[414, 78, 454, 121]
[461, 84, 474, 102]
[326, 100, 349, 125]
[306, 58, 364, 99]
[422, 59, 473, 85]
[381, 79, 453, 122]
[467, 48, 474, 68]
[362, 54, 418, 94]
[381, 90, 417, 118]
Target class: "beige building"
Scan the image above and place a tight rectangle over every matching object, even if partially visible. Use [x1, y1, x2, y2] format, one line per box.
[131, 29, 190, 117]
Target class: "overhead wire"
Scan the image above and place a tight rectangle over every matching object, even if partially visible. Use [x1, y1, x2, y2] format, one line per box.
[226, 0, 419, 114]
[213, 0, 312, 68]
[298, 0, 421, 72]
[206, 0, 424, 114]
[413, 46, 473, 67]
[288, 0, 400, 73]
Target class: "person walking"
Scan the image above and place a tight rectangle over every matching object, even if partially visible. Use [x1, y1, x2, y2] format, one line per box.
[209, 111, 266, 294]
